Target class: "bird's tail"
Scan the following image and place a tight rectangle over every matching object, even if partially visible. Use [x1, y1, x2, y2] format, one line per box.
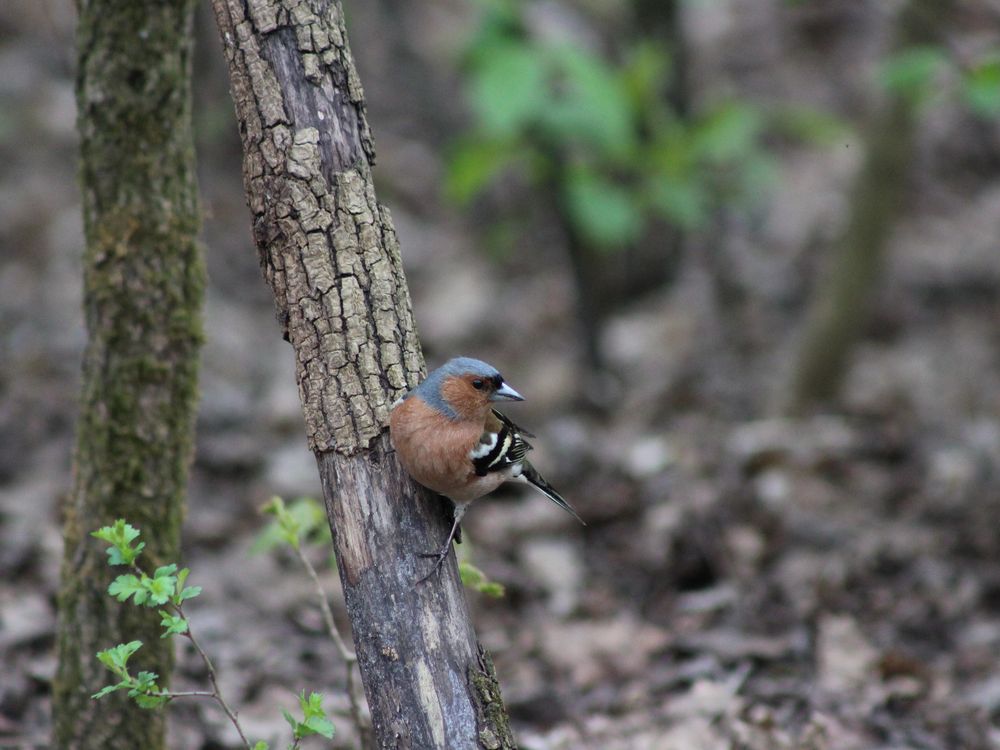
[519, 462, 586, 525]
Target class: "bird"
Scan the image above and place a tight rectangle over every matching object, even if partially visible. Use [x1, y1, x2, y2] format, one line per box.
[389, 357, 584, 580]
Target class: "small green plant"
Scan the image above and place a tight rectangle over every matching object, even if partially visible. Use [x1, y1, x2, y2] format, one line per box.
[91, 519, 335, 749]
[258, 497, 372, 747]
[282, 691, 336, 745]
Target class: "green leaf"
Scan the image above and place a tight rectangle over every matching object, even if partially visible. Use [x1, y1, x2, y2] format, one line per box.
[539, 44, 636, 160]
[159, 610, 189, 638]
[133, 692, 169, 709]
[445, 138, 520, 204]
[171, 567, 202, 604]
[620, 42, 671, 116]
[478, 582, 506, 598]
[96, 641, 143, 676]
[767, 105, 851, 145]
[91, 519, 140, 547]
[153, 564, 178, 579]
[879, 46, 948, 101]
[254, 496, 330, 553]
[563, 170, 643, 250]
[303, 714, 335, 739]
[646, 176, 707, 229]
[283, 691, 336, 741]
[963, 54, 1000, 117]
[92, 520, 145, 565]
[144, 573, 176, 606]
[691, 103, 764, 163]
[299, 691, 335, 739]
[252, 743, 270, 750]
[108, 574, 144, 603]
[108, 568, 177, 608]
[92, 680, 129, 700]
[132, 671, 159, 690]
[459, 561, 506, 598]
[470, 41, 548, 137]
[129, 669, 168, 706]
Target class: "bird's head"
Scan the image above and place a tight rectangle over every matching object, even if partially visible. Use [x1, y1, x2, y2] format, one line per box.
[415, 357, 523, 421]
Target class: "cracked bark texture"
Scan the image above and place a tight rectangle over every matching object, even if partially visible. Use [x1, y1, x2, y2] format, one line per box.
[209, 1, 516, 747]
[54, 0, 204, 748]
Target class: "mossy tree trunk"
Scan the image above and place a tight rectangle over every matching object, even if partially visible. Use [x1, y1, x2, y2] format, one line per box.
[208, 1, 515, 747]
[784, 0, 953, 414]
[53, 0, 204, 748]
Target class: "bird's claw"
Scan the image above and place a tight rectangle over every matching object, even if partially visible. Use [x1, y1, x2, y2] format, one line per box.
[416, 546, 452, 583]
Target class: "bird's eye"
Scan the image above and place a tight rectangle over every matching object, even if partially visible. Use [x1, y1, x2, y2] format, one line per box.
[471, 379, 485, 390]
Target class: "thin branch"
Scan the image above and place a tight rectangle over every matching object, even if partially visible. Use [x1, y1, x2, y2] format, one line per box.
[293, 545, 372, 749]
[158, 690, 217, 699]
[179, 608, 253, 750]
[126, 561, 254, 750]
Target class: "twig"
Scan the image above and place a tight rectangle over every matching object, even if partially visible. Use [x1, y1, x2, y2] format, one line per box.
[159, 690, 216, 699]
[127, 562, 254, 750]
[293, 545, 373, 750]
[179, 606, 253, 750]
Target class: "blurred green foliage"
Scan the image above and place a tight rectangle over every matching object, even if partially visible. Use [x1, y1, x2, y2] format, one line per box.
[254, 496, 332, 554]
[446, 0, 778, 252]
[879, 45, 949, 103]
[880, 43, 1000, 117]
[962, 52, 1000, 116]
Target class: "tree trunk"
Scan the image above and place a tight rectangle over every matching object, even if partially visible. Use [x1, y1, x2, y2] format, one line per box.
[784, 0, 952, 414]
[53, 1, 204, 748]
[208, 1, 516, 748]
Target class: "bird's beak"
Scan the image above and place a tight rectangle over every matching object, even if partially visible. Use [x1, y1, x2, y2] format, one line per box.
[491, 382, 524, 402]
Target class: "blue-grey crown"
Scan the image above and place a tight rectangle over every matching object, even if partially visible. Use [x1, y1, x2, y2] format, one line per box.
[411, 357, 500, 419]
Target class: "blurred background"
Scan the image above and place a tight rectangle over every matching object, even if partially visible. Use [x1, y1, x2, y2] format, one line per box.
[2, 0, 1000, 747]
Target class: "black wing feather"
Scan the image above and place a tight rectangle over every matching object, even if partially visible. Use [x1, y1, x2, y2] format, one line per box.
[472, 411, 533, 477]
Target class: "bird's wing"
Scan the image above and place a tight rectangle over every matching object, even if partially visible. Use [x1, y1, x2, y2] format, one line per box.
[470, 410, 533, 477]
[492, 408, 536, 439]
[517, 462, 586, 525]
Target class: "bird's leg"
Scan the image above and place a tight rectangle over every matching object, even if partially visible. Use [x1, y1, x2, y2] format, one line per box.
[417, 503, 467, 583]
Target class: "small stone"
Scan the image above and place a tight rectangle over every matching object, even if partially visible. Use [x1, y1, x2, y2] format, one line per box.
[816, 615, 878, 694]
[624, 435, 675, 479]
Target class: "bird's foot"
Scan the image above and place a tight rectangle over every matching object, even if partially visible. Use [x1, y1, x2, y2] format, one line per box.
[416, 546, 451, 583]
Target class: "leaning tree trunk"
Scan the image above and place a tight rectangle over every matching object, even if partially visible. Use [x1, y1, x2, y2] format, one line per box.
[209, 1, 515, 748]
[53, 1, 204, 748]
[783, 0, 953, 414]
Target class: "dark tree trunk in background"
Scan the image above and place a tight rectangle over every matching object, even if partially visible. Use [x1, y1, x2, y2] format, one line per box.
[53, 0, 204, 747]
[784, 0, 953, 414]
[208, 1, 515, 747]
[635, 0, 688, 118]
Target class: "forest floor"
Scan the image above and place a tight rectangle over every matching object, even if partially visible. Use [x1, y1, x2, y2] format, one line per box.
[2, 1, 1000, 749]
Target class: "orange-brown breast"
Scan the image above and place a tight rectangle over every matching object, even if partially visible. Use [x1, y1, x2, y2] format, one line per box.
[390, 396, 485, 500]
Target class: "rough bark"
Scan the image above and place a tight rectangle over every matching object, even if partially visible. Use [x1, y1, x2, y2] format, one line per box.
[784, 0, 952, 414]
[53, 0, 204, 748]
[208, 1, 516, 747]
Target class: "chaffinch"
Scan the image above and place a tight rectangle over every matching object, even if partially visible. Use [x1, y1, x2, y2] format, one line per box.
[390, 357, 584, 579]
